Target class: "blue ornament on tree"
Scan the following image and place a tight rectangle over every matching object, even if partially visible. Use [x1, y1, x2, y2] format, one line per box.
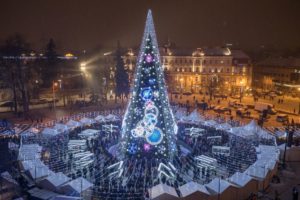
[149, 78, 156, 85]
[140, 88, 153, 101]
[146, 127, 163, 145]
[128, 143, 138, 154]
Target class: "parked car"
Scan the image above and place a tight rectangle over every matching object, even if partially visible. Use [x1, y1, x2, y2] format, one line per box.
[276, 114, 289, 122]
[268, 108, 277, 115]
[0, 101, 14, 107]
[231, 95, 241, 99]
[183, 92, 192, 95]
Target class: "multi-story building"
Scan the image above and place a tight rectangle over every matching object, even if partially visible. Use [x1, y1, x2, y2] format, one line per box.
[101, 46, 252, 96]
[253, 57, 300, 93]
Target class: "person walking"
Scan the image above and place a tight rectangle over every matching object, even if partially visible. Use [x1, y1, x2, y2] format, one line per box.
[293, 187, 298, 200]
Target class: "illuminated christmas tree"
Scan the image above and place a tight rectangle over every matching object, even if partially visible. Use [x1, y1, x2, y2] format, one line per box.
[122, 10, 177, 159]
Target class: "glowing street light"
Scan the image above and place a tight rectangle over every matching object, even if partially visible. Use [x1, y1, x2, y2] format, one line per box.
[80, 62, 86, 71]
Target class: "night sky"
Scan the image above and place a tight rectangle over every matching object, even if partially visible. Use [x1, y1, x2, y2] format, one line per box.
[1, 0, 300, 52]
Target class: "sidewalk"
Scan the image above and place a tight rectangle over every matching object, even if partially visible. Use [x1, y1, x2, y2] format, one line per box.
[262, 162, 300, 200]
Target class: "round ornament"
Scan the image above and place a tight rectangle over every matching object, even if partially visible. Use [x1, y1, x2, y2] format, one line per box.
[146, 127, 163, 145]
[140, 88, 153, 101]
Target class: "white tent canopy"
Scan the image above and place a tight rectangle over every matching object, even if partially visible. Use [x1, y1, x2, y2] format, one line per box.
[53, 123, 69, 132]
[230, 120, 274, 140]
[186, 109, 204, 123]
[216, 122, 232, 131]
[66, 120, 82, 128]
[42, 128, 59, 137]
[78, 129, 100, 138]
[204, 120, 218, 127]
[79, 117, 96, 126]
[105, 114, 120, 121]
[174, 108, 187, 120]
[94, 115, 106, 123]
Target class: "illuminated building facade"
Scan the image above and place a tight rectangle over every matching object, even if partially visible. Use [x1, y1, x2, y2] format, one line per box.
[253, 57, 300, 93]
[102, 46, 252, 96]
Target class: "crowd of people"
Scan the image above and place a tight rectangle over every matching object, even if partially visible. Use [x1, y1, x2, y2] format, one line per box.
[7, 104, 277, 200]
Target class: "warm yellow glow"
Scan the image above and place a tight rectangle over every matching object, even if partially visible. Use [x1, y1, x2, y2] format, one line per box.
[65, 53, 74, 57]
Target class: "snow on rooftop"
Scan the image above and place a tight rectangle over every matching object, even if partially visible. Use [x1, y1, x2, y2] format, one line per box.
[179, 181, 210, 197]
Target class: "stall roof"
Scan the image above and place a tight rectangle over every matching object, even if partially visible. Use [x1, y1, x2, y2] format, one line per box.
[18, 144, 42, 161]
[61, 177, 93, 194]
[245, 166, 268, 180]
[42, 128, 59, 137]
[179, 181, 210, 197]
[205, 178, 232, 194]
[228, 172, 253, 187]
[66, 120, 82, 128]
[28, 187, 59, 200]
[20, 159, 45, 171]
[28, 165, 53, 180]
[149, 183, 179, 199]
[80, 117, 96, 125]
[39, 172, 71, 188]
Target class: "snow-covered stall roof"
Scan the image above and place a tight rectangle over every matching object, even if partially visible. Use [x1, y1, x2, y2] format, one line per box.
[94, 115, 106, 123]
[53, 123, 69, 132]
[230, 120, 274, 140]
[79, 117, 96, 126]
[245, 165, 268, 180]
[179, 181, 210, 197]
[216, 122, 232, 131]
[175, 108, 187, 120]
[1, 171, 19, 185]
[18, 144, 42, 161]
[38, 172, 71, 192]
[28, 187, 59, 200]
[186, 109, 204, 123]
[205, 178, 232, 194]
[66, 120, 82, 128]
[52, 196, 81, 200]
[204, 120, 218, 127]
[253, 145, 279, 171]
[179, 145, 191, 156]
[149, 183, 179, 200]
[28, 165, 53, 180]
[42, 128, 59, 137]
[105, 114, 120, 121]
[60, 177, 93, 196]
[78, 129, 100, 138]
[228, 172, 253, 187]
[20, 159, 45, 171]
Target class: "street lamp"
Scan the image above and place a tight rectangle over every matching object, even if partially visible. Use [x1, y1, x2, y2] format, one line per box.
[52, 81, 58, 120]
[80, 63, 87, 108]
[239, 79, 245, 103]
[180, 78, 184, 93]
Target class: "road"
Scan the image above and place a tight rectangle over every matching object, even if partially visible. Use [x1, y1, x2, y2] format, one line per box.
[0, 92, 299, 129]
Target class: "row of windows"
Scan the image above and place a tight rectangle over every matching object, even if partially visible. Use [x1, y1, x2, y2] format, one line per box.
[172, 67, 246, 74]
[122, 58, 231, 66]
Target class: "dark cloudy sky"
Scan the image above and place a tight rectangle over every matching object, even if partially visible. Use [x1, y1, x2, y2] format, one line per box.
[1, 0, 300, 52]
